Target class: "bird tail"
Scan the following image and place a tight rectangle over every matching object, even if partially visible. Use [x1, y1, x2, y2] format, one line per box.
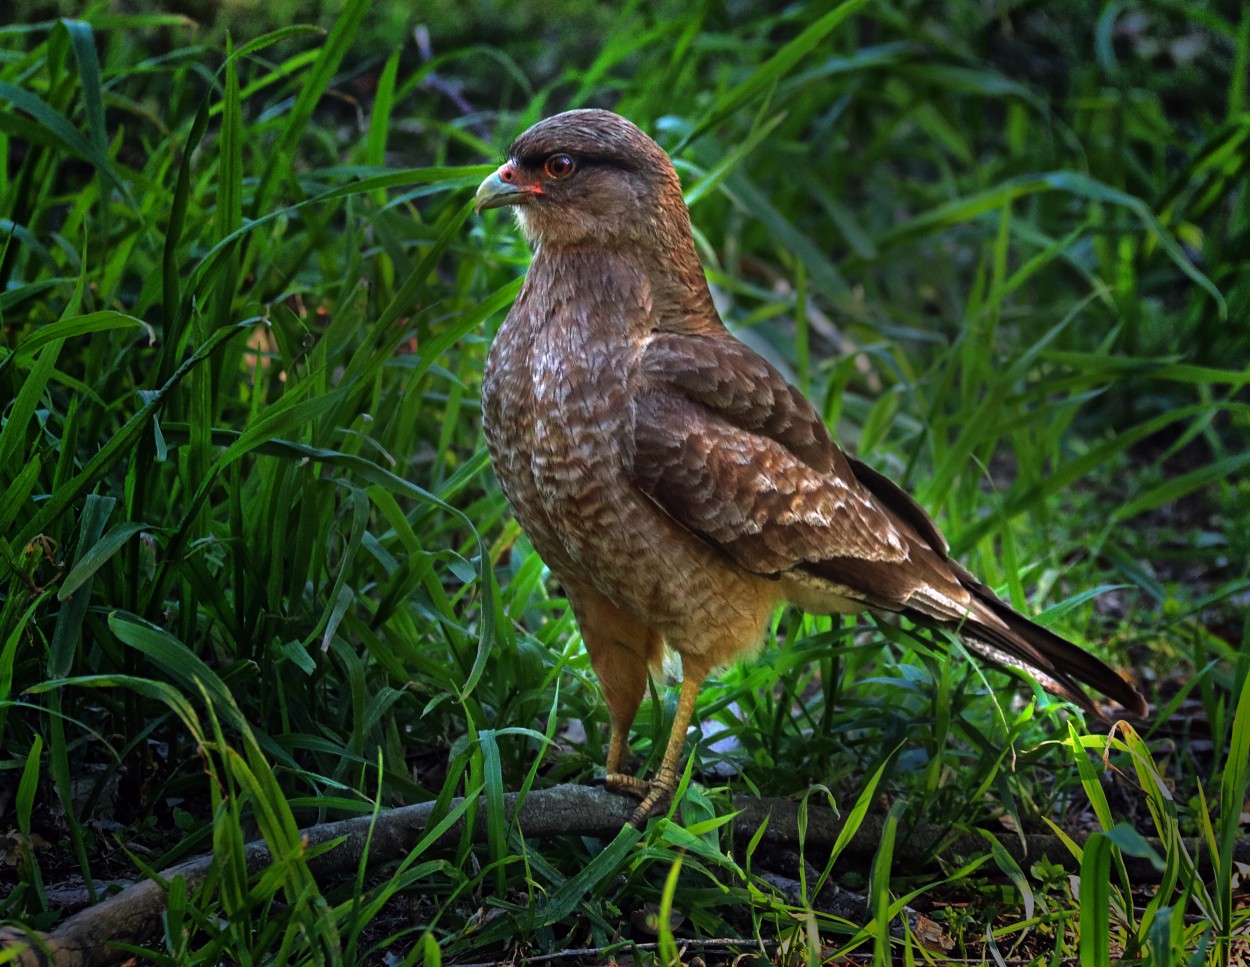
[841, 453, 1147, 719]
[954, 587, 1148, 720]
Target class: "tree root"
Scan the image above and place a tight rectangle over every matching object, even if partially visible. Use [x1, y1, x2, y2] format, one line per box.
[1, 784, 1238, 966]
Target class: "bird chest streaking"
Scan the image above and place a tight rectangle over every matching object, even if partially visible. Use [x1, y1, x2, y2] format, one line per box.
[474, 109, 1147, 827]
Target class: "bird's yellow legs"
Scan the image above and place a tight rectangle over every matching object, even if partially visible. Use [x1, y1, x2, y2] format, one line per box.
[611, 661, 708, 826]
[570, 584, 713, 826]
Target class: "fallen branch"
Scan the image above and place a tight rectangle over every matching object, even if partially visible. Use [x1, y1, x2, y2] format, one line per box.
[1, 783, 1238, 966]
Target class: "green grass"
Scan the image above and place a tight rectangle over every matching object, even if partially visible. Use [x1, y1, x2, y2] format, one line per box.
[1, 0, 1248, 963]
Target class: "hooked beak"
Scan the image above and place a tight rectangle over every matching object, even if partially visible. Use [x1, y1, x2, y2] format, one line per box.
[474, 162, 541, 213]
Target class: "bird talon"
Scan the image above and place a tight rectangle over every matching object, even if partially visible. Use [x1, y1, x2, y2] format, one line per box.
[604, 772, 681, 825]
[604, 772, 651, 801]
[627, 781, 675, 828]
[609, 767, 680, 827]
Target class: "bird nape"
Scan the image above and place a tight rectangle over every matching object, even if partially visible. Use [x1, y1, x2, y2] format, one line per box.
[473, 108, 1148, 828]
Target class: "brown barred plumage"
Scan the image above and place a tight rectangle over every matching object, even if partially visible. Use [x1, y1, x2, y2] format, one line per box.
[475, 109, 1147, 826]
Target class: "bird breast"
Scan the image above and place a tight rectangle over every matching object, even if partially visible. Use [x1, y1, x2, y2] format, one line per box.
[481, 251, 779, 643]
[483, 254, 644, 576]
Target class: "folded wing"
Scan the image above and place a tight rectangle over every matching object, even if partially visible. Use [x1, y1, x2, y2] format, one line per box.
[629, 332, 1147, 718]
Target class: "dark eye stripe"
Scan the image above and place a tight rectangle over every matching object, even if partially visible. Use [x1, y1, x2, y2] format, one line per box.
[512, 150, 638, 174]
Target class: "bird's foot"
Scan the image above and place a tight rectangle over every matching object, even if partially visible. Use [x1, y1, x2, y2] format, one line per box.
[603, 772, 651, 800]
[627, 784, 673, 828]
[604, 771, 677, 828]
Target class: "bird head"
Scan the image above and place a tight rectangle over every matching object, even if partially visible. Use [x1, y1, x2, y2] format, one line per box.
[474, 109, 689, 252]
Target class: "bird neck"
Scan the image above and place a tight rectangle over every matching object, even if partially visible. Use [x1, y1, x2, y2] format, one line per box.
[651, 234, 723, 336]
[530, 233, 722, 339]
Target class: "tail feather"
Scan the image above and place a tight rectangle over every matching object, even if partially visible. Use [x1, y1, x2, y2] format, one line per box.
[957, 589, 1148, 720]
[844, 454, 1148, 719]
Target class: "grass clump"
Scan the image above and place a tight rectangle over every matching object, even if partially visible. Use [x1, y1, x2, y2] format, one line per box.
[1, 0, 1248, 963]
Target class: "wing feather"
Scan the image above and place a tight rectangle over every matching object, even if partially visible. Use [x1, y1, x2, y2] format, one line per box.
[628, 331, 1146, 718]
[631, 333, 956, 611]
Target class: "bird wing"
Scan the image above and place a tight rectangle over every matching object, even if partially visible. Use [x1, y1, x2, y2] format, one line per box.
[627, 331, 1148, 718]
[629, 332, 971, 619]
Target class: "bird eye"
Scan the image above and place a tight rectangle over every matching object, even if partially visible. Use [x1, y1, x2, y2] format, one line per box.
[544, 153, 576, 179]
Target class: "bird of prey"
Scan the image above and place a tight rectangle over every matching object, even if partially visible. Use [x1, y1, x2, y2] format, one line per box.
[473, 109, 1147, 827]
